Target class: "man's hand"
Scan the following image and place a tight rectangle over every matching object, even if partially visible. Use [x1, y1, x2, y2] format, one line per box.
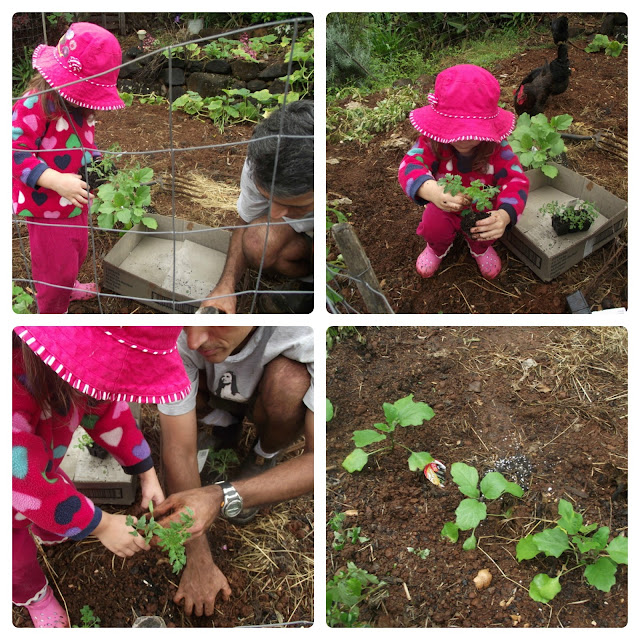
[154, 485, 221, 540]
[200, 282, 237, 314]
[174, 537, 231, 616]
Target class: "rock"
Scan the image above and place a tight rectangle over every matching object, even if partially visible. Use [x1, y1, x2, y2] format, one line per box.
[186, 72, 232, 98]
[259, 62, 291, 79]
[230, 59, 260, 81]
[205, 59, 231, 74]
[247, 79, 268, 92]
[162, 67, 185, 86]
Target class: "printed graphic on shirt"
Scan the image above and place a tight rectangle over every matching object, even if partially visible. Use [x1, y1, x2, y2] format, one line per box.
[215, 372, 249, 403]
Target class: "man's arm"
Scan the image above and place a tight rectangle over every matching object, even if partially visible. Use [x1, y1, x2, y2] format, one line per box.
[156, 408, 314, 536]
[200, 225, 247, 314]
[159, 409, 231, 616]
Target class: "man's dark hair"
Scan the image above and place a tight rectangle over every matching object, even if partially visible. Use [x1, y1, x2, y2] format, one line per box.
[247, 100, 314, 198]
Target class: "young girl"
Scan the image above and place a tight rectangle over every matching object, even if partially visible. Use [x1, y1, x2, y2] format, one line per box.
[12, 326, 191, 627]
[398, 64, 529, 279]
[12, 22, 125, 313]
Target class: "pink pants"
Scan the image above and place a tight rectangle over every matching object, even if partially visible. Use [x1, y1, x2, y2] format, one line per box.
[27, 212, 89, 314]
[416, 203, 494, 257]
[13, 527, 48, 605]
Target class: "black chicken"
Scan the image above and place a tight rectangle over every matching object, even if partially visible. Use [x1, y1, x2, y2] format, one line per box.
[551, 16, 569, 44]
[513, 44, 571, 116]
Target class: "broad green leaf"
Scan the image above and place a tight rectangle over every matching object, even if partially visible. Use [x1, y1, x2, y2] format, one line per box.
[557, 498, 583, 534]
[573, 526, 609, 554]
[441, 521, 459, 543]
[516, 534, 540, 561]
[541, 164, 559, 179]
[451, 462, 480, 498]
[112, 192, 126, 207]
[480, 471, 524, 499]
[551, 113, 573, 130]
[407, 451, 434, 472]
[584, 556, 618, 592]
[373, 422, 394, 433]
[352, 429, 386, 448]
[382, 402, 399, 426]
[97, 212, 115, 229]
[532, 527, 570, 558]
[455, 498, 486, 531]
[392, 394, 435, 427]
[606, 535, 628, 564]
[116, 210, 131, 225]
[529, 574, 561, 603]
[462, 533, 477, 551]
[141, 217, 158, 230]
[326, 399, 334, 422]
[342, 448, 369, 473]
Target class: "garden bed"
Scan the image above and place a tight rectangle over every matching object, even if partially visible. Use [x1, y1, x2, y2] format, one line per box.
[326, 13, 627, 313]
[326, 326, 627, 627]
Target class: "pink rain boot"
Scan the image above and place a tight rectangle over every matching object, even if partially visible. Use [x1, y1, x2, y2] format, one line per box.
[416, 244, 442, 278]
[70, 280, 98, 301]
[473, 246, 502, 279]
[25, 586, 69, 628]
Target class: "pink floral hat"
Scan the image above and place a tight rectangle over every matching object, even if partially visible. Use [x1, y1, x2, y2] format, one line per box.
[410, 64, 515, 144]
[15, 326, 191, 404]
[32, 22, 125, 111]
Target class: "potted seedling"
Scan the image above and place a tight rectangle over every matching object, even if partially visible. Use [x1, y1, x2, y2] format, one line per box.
[437, 174, 501, 236]
[540, 198, 599, 235]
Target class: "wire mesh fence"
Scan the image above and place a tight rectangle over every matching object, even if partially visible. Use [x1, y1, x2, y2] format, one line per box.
[12, 13, 314, 315]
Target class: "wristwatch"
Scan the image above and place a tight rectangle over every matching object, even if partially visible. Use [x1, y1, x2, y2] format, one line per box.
[216, 481, 243, 518]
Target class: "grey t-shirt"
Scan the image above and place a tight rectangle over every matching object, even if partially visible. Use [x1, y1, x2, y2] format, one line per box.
[237, 161, 314, 235]
[157, 326, 314, 416]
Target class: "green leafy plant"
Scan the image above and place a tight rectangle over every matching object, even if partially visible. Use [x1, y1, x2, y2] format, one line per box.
[509, 112, 573, 178]
[72, 605, 100, 628]
[326, 562, 387, 627]
[91, 165, 157, 230]
[539, 199, 598, 233]
[407, 546, 430, 559]
[326, 207, 352, 307]
[12, 46, 34, 96]
[329, 511, 370, 551]
[126, 500, 194, 573]
[441, 462, 524, 551]
[342, 394, 435, 473]
[516, 498, 628, 603]
[206, 448, 239, 480]
[12, 285, 34, 314]
[74, 433, 95, 451]
[437, 174, 501, 216]
[585, 34, 625, 57]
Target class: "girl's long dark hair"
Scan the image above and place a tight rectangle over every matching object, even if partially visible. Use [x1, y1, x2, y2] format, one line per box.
[13, 331, 82, 416]
[25, 72, 93, 122]
[430, 140, 497, 173]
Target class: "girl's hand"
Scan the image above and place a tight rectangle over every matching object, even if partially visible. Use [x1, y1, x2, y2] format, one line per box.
[417, 180, 471, 213]
[93, 512, 150, 558]
[37, 168, 89, 208]
[139, 467, 165, 510]
[471, 209, 511, 241]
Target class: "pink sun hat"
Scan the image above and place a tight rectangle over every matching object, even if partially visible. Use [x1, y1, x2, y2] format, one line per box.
[32, 22, 125, 111]
[15, 326, 191, 404]
[410, 64, 515, 144]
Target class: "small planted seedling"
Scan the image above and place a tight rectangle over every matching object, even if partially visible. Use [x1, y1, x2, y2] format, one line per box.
[206, 448, 239, 481]
[441, 462, 524, 550]
[342, 394, 435, 474]
[539, 199, 598, 235]
[407, 546, 430, 559]
[74, 432, 95, 451]
[126, 500, 194, 574]
[516, 498, 628, 603]
[329, 511, 370, 551]
[326, 562, 388, 627]
[437, 174, 501, 235]
[72, 605, 100, 628]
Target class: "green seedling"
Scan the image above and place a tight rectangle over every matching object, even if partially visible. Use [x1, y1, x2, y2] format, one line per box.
[342, 394, 435, 474]
[437, 174, 501, 216]
[329, 511, 369, 551]
[206, 448, 239, 480]
[539, 199, 598, 232]
[407, 546, 430, 559]
[585, 34, 625, 57]
[74, 433, 94, 451]
[509, 112, 573, 178]
[326, 561, 388, 627]
[441, 462, 524, 550]
[126, 500, 194, 574]
[516, 498, 628, 603]
[12, 285, 34, 314]
[72, 605, 100, 628]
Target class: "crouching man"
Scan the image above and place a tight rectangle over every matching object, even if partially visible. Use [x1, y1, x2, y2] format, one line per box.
[154, 326, 314, 616]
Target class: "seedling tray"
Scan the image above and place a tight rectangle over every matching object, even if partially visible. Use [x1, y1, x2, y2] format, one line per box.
[103, 213, 231, 313]
[502, 164, 627, 282]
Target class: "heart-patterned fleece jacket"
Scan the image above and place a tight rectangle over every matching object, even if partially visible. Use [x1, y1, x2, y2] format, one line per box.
[12, 346, 154, 540]
[12, 92, 99, 219]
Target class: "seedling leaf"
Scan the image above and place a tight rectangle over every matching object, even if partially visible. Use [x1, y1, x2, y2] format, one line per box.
[532, 527, 571, 558]
[352, 429, 387, 448]
[462, 533, 477, 551]
[516, 534, 540, 561]
[451, 462, 480, 498]
[407, 450, 434, 471]
[455, 498, 487, 531]
[326, 399, 334, 422]
[584, 556, 618, 592]
[529, 574, 561, 603]
[392, 394, 435, 426]
[606, 536, 628, 564]
[342, 448, 369, 473]
[557, 498, 583, 534]
[441, 521, 460, 543]
[480, 471, 524, 499]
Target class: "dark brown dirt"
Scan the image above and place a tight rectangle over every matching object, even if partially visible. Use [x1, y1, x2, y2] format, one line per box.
[13, 408, 314, 628]
[327, 326, 627, 628]
[326, 14, 627, 313]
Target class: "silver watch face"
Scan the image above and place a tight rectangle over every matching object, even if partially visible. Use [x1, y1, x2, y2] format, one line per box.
[219, 482, 243, 518]
[224, 499, 244, 518]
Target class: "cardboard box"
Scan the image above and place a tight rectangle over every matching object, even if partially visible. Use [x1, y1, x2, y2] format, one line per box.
[59, 428, 137, 505]
[502, 165, 627, 282]
[103, 214, 231, 313]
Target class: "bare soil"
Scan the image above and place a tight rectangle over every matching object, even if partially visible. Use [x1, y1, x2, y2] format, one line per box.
[12, 409, 314, 628]
[326, 326, 627, 628]
[326, 14, 627, 313]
